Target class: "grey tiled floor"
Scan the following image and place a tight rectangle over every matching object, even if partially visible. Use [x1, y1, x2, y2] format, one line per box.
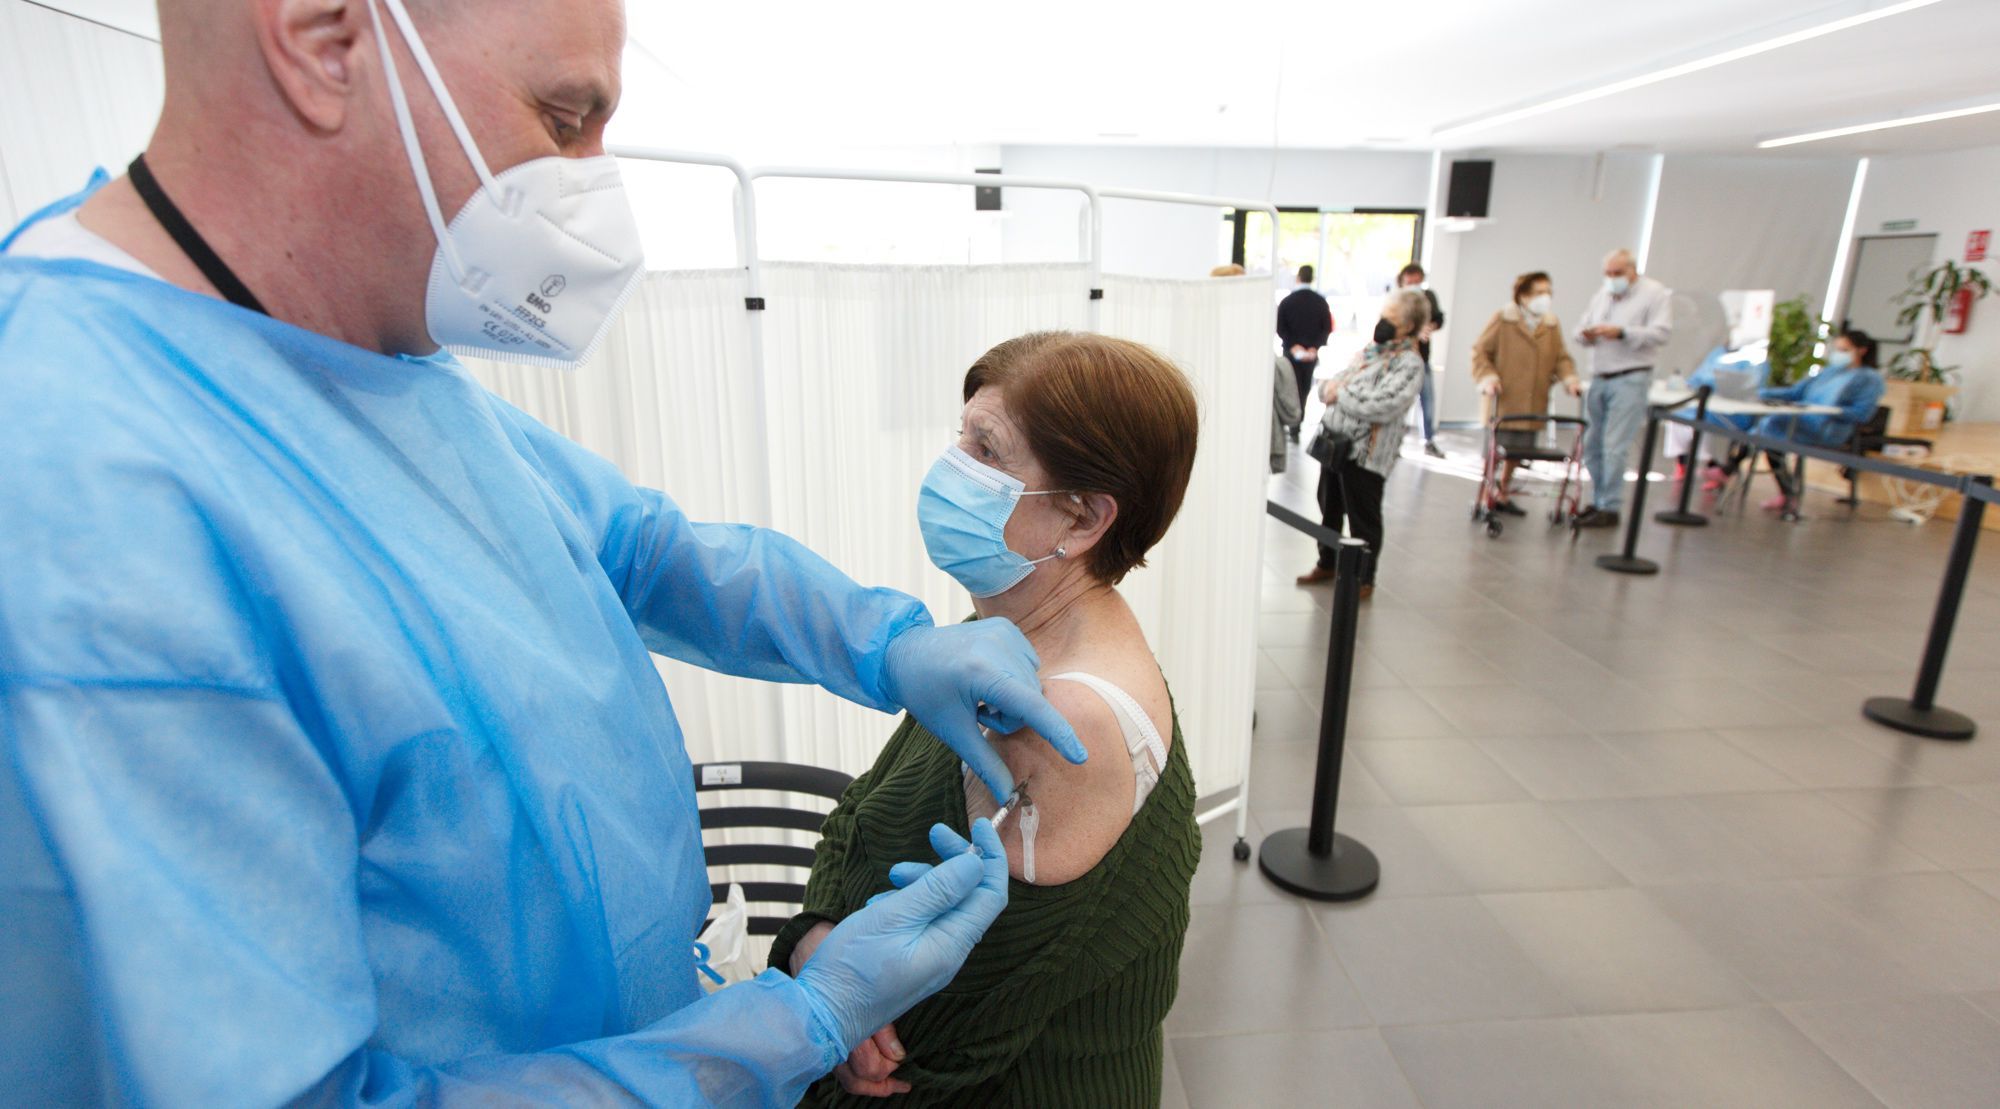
[1163, 429, 2000, 1109]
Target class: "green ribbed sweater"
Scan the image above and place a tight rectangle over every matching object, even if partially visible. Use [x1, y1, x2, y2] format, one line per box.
[769, 706, 1198, 1108]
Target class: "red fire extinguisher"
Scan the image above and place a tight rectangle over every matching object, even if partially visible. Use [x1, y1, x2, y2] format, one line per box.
[1942, 286, 1973, 334]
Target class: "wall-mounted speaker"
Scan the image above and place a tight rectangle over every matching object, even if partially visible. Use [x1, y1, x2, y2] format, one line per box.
[1445, 160, 1493, 219]
[975, 168, 1002, 211]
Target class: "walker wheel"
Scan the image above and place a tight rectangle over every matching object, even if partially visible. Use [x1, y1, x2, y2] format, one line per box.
[1232, 839, 1251, 862]
[1486, 519, 1503, 538]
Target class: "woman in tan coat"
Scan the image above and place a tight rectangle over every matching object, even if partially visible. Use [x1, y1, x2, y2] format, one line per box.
[1471, 271, 1581, 514]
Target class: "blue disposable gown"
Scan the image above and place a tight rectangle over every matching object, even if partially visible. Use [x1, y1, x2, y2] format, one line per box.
[0, 182, 930, 1105]
[1757, 364, 1888, 446]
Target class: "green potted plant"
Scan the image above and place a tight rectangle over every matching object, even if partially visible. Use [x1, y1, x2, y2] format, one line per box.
[1885, 259, 1991, 433]
[1766, 295, 1825, 387]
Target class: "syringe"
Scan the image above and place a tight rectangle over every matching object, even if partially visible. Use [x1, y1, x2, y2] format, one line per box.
[989, 781, 1033, 834]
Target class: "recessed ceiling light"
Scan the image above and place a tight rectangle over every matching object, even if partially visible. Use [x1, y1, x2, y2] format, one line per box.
[1431, 0, 1946, 143]
[1759, 100, 2000, 148]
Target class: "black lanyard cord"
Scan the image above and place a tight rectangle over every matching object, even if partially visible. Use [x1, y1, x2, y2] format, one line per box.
[127, 154, 270, 316]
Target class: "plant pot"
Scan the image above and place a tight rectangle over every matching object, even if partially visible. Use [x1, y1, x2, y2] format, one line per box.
[1881, 380, 1957, 438]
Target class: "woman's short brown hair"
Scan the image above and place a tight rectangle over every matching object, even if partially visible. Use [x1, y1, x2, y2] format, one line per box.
[1513, 270, 1552, 303]
[964, 332, 1199, 584]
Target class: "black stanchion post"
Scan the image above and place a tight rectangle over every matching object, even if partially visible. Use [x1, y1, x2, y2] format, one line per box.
[1596, 410, 1662, 575]
[1656, 387, 1711, 528]
[1863, 475, 1989, 740]
[1258, 538, 1380, 901]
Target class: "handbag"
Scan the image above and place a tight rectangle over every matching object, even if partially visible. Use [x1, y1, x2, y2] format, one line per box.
[1305, 426, 1352, 467]
[1307, 423, 1380, 468]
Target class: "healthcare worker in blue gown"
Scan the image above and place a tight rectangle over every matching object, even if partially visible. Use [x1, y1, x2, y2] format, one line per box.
[0, 0, 1087, 1104]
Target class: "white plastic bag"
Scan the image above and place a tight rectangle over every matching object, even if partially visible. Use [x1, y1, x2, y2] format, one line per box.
[693, 882, 757, 993]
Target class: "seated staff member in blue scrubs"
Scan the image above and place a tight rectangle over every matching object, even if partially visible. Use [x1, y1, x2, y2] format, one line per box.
[1724, 329, 1886, 511]
[0, 0, 1087, 1103]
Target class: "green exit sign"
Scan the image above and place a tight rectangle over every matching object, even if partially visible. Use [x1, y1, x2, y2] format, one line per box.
[1881, 219, 1919, 232]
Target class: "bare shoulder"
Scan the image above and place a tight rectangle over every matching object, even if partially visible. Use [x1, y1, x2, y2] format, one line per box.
[986, 675, 1145, 886]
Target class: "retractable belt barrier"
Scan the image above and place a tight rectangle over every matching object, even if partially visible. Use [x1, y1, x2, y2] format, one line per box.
[1603, 390, 1993, 741]
[1257, 501, 1379, 900]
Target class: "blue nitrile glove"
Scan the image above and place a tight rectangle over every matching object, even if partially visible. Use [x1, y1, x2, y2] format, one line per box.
[795, 820, 1009, 1053]
[880, 620, 1088, 800]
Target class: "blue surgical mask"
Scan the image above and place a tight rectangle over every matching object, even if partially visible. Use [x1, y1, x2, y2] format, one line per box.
[1606, 276, 1631, 296]
[918, 446, 1069, 598]
[1825, 350, 1854, 371]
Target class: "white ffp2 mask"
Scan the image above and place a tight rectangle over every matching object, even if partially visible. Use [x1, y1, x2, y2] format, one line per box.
[369, 0, 643, 369]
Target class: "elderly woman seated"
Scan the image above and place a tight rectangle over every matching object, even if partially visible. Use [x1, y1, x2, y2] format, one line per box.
[769, 332, 1202, 1107]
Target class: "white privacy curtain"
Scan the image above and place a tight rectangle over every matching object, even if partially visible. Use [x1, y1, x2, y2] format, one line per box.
[0, 0, 164, 226]
[467, 270, 791, 769]
[471, 261, 1267, 803]
[1100, 274, 1269, 796]
[757, 262, 1093, 772]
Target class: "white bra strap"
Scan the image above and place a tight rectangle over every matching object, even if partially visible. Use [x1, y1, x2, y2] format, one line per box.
[1046, 672, 1169, 773]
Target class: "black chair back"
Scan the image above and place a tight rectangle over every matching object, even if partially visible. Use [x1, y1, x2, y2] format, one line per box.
[692, 760, 853, 936]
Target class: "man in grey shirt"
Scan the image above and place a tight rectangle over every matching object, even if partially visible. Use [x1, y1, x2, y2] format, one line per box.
[1573, 249, 1673, 527]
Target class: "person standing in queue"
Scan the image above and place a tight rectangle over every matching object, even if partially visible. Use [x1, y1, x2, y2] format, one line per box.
[1573, 249, 1674, 528]
[0, 0, 1089, 1103]
[1297, 288, 1430, 599]
[1471, 271, 1581, 513]
[1396, 262, 1448, 459]
[1277, 264, 1334, 438]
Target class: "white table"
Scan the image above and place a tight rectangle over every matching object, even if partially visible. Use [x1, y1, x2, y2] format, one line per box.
[1647, 385, 1843, 521]
[1648, 383, 1841, 419]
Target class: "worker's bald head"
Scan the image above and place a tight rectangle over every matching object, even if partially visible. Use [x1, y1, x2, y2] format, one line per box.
[1603, 248, 1637, 278]
[144, 0, 626, 353]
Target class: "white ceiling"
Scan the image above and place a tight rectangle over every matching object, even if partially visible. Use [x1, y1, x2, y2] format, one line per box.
[24, 0, 1997, 158]
[620, 0, 2000, 157]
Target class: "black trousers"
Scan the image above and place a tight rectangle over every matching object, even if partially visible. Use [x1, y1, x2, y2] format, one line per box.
[1316, 457, 1386, 582]
[1285, 351, 1317, 425]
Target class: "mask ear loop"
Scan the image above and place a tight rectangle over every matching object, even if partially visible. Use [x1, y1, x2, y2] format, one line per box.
[366, 0, 508, 289]
[373, 0, 504, 203]
[1016, 491, 1085, 567]
[366, 0, 467, 286]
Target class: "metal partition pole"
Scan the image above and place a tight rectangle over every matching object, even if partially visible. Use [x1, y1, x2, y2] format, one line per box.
[1257, 538, 1380, 901]
[1096, 187, 1282, 282]
[607, 145, 770, 525]
[1864, 474, 1989, 740]
[747, 166, 1103, 328]
[1657, 386, 1711, 527]
[608, 146, 762, 298]
[1597, 411, 1663, 575]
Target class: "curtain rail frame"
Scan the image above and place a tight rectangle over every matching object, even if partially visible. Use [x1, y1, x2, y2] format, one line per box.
[605, 145, 1277, 843]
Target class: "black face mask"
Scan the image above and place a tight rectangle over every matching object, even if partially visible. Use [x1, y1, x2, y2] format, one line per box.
[1373, 319, 1398, 345]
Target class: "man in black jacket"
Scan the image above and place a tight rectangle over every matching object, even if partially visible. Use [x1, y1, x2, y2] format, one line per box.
[1276, 265, 1333, 438]
[1399, 263, 1447, 458]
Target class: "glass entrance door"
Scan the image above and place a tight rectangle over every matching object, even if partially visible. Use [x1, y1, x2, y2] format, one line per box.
[1234, 208, 1423, 365]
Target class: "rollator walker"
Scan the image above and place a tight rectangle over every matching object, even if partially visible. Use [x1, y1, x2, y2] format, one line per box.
[1470, 410, 1589, 538]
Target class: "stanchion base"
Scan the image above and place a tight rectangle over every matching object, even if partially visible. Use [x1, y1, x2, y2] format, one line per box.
[1863, 697, 1977, 740]
[1654, 511, 1709, 527]
[1257, 827, 1379, 902]
[1595, 554, 1660, 575]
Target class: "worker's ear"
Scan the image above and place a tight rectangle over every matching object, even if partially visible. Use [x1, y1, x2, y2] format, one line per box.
[254, 0, 369, 132]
